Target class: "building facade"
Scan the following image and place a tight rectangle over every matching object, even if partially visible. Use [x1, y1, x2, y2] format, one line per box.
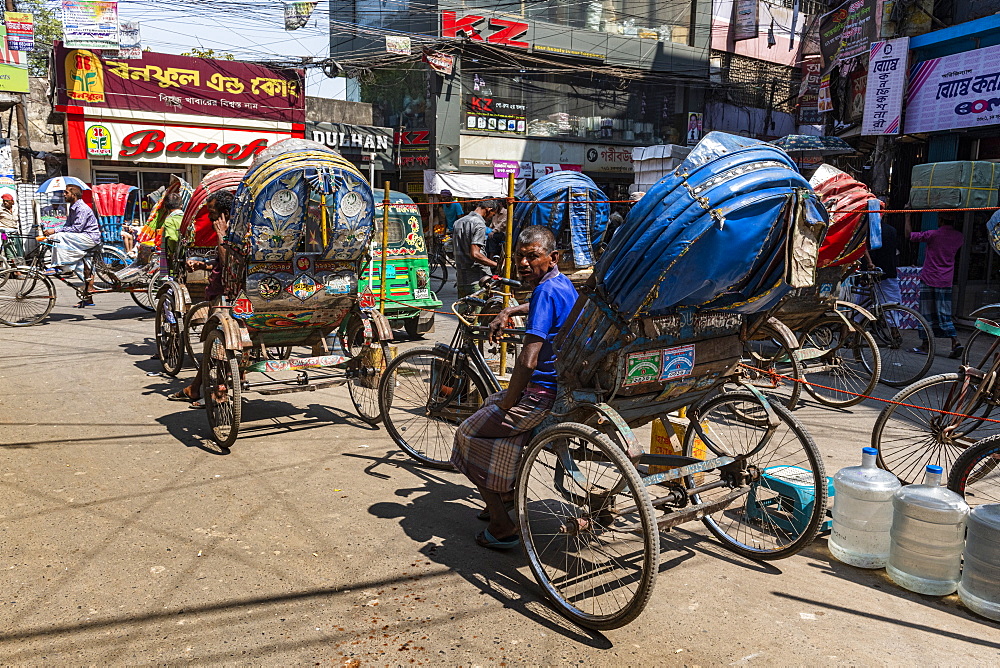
[330, 0, 713, 198]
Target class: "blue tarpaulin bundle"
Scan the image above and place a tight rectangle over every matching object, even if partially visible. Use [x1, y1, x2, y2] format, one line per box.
[513, 171, 610, 267]
[595, 132, 828, 320]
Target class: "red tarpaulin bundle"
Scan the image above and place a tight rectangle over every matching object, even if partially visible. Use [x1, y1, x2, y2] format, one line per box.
[810, 164, 878, 268]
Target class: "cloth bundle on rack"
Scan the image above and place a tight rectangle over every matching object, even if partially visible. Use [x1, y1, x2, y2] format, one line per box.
[513, 171, 609, 268]
[595, 132, 828, 320]
[810, 164, 878, 268]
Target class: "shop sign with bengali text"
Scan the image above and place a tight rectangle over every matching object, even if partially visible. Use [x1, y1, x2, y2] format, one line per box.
[862, 37, 907, 135]
[819, 0, 876, 69]
[584, 145, 633, 173]
[903, 42, 1000, 134]
[818, 74, 833, 113]
[492, 160, 519, 178]
[0, 43, 28, 92]
[54, 44, 305, 124]
[799, 57, 822, 125]
[465, 95, 526, 134]
[73, 121, 291, 165]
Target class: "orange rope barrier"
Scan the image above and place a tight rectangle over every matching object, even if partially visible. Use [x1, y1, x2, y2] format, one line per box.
[740, 363, 1000, 424]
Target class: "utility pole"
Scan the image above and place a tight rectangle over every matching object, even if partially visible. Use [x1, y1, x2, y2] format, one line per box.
[5, 0, 32, 183]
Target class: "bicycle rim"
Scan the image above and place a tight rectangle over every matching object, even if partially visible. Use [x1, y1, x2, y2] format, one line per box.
[872, 305, 934, 387]
[948, 435, 1000, 508]
[0, 269, 55, 326]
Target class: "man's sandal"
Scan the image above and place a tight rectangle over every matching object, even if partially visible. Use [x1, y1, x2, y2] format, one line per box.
[475, 529, 520, 550]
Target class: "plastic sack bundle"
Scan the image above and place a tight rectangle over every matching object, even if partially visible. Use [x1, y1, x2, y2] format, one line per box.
[809, 164, 878, 268]
[596, 132, 828, 320]
[513, 170, 609, 268]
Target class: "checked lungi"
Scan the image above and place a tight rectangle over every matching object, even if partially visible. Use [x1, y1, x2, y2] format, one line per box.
[919, 285, 958, 339]
[451, 385, 555, 493]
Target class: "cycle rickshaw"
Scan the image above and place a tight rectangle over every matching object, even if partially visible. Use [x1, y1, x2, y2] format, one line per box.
[742, 164, 892, 409]
[154, 168, 245, 375]
[380, 132, 830, 629]
[195, 139, 393, 448]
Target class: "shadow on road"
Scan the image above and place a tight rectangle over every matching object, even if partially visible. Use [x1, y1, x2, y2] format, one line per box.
[358, 449, 613, 649]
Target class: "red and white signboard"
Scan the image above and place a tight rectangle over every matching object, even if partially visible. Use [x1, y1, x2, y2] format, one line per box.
[70, 120, 294, 165]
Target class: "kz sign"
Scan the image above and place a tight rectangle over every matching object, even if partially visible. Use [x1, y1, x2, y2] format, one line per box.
[441, 11, 529, 48]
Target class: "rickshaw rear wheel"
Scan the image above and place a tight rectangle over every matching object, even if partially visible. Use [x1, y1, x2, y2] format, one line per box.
[154, 290, 184, 376]
[184, 301, 211, 369]
[683, 391, 826, 560]
[349, 340, 393, 425]
[131, 269, 162, 312]
[203, 328, 241, 448]
[518, 422, 658, 630]
[799, 316, 881, 408]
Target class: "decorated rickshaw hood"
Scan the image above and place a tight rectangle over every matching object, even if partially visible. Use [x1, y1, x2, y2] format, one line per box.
[226, 139, 376, 263]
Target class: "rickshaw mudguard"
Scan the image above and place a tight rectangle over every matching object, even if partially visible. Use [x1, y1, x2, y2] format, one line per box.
[764, 316, 799, 353]
[157, 279, 190, 315]
[204, 310, 252, 351]
[361, 309, 394, 343]
[834, 300, 875, 323]
[555, 393, 644, 461]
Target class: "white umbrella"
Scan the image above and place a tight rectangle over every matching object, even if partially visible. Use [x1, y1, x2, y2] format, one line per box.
[36, 176, 90, 193]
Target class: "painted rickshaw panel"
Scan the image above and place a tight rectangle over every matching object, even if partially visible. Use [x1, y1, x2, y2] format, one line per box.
[364, 191, 442, 320]
[92, 183, 142, 249]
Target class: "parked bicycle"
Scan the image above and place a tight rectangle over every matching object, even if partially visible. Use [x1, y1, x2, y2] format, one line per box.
[377, 275, 522, 468]
[427, 233, 454, 293]
[871, 317, 1000, 484]
[843, 269, 935, 386]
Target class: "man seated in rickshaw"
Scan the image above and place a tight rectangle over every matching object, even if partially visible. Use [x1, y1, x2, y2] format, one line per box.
[450, 225, 578, 550]
[168, 190, 233, 407]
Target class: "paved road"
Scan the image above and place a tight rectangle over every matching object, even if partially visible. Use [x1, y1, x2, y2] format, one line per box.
[1, 283, 997, 665]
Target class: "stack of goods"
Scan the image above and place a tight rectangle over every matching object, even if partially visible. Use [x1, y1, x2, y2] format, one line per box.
[513, 171, 609, 272]
[631, 144, 691, 194]
[909, 161, 999, 209]
[810, 164, 878, 268]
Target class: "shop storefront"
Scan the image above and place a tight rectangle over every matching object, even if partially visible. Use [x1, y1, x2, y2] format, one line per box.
[51, 44, 305, 212]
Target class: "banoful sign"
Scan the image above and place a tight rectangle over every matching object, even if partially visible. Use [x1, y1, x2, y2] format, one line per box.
[54, 43, 305, 124]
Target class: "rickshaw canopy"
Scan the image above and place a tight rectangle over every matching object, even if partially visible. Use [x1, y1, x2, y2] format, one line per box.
[514, 171, 609, 268]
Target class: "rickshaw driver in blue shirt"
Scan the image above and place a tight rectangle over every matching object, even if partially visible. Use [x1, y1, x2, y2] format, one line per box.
[451, 225, 578, 550]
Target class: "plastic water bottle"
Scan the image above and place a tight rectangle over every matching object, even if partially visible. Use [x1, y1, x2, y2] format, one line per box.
[829, 447, 901, 568]
[959, 504, 1000, 621]
[887, 465, 969, 595]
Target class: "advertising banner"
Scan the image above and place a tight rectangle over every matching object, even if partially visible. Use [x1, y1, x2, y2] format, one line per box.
[54, 45, 305, 124]
[283, 1, 318, 31]
[422, 49, 454, 75]
[686, 112, 703, 146]
[492, 160, 519, 178]
[733, 0, 759, 41]
[465, 95, 526, 135]
[799, 57, 822, 125]
[73, 120, 293, 165]
[4, 12, 33, 51]
[904, 42, 1000, 134]
[862, 37, 908, 135]
[818, 73, 833, 113]
[62, 0, 119, 50]
[819, 0, 876, 68]
[385, 35, 411, 55]
[118, 19, 140, 59]
[0, 39, 29, 92]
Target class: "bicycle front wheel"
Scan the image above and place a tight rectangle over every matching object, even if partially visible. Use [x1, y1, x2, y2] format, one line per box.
[130, 269, 162, 311]
[379, 346, 491, 469]
[518, 422, 658, 630]
[0, 268, 56, 326]
[872, 372, 1000, 484]
[683, 391, 827, 560]
[870, 304, 934, 387]
[948, 434, 1000, 508]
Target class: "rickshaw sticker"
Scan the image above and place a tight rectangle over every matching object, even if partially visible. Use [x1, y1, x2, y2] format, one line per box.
[624, 351, 662, 386]
[288, 275, 319, 301]
[324, 273, 352, 295]
[232, 291, 254, 319]
[341, 191, 364, 218]
[270, 189, 299, 217]
[257, 277, 282, 300]
[296, 257, 311, 271]
[818, 283, 833, 297]
[660, 344, 696, 381]
[359, 289, 377, 310]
